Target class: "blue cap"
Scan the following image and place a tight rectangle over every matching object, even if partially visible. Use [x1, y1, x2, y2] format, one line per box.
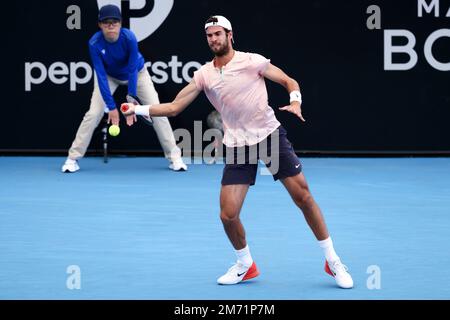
[98, 4, 122, 22]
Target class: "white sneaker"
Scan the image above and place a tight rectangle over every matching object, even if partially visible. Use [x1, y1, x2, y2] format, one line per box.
[61, 158, 80, 173]
[325, 259, 354, 289]
[169, 157, 187, 171]
[217, 261, 260, 285]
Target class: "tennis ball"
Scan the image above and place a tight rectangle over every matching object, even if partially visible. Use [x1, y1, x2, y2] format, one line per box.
[108, 125, 120, 137]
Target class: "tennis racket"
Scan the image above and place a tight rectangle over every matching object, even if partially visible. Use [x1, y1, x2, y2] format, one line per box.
[125, 95, 153, 126]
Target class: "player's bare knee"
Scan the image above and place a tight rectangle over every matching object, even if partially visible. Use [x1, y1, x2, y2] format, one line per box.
[220, 209, 239, 224]
[293, 189, 314, 208]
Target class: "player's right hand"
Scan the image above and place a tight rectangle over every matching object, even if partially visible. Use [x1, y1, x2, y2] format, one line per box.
[120, 103, 136, 116]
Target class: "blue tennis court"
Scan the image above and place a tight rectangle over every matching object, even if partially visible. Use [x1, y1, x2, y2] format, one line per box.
[1, 156, 449, 299]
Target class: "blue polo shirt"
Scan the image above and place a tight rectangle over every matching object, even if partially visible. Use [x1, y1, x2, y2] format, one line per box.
[88, 28, 145, 111]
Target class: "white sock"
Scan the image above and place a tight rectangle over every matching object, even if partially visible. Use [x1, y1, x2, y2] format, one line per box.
[235, 244, 253, 267]
[318, 237, 340, 262]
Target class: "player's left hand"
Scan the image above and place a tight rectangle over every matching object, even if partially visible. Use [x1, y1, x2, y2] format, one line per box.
[279, 101, 305, 122]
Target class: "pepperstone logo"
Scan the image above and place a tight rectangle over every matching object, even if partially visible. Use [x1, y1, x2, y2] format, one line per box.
[24, 0, 201, 91]
[96, 0, 174, 42]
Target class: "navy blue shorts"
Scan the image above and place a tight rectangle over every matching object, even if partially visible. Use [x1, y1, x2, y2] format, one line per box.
[221, 126, 302, 186]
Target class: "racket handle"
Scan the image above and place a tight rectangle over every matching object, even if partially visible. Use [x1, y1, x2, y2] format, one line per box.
[120, 103, 129, 113]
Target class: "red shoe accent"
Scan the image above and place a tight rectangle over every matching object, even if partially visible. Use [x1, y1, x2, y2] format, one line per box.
[324, 261, 335, 277]
[243, 262, 260, 281]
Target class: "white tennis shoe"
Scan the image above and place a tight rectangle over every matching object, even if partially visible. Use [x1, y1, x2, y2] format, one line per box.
[61, 158, 80, 173]
[217, 261, 260, 285]
[169, 157, 187, 171]
[325, 259, 354, 289]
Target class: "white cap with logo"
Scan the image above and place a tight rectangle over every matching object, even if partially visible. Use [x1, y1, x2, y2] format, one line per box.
[204, 15, 232, 31]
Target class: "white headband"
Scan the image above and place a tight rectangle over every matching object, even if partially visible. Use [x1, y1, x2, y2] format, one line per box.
[204, 15, 232, 31]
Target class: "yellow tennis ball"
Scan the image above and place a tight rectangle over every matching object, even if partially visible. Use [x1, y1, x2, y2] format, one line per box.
[108, 125, 120, 137]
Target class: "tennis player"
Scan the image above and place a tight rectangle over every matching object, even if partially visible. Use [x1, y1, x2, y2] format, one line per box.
[121, 16, 353, 289]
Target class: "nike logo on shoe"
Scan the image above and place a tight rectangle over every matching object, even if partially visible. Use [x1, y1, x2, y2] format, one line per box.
[325, 261, 336, 277]
[217, 262, 260, 285]
[324, 260, 354, 289]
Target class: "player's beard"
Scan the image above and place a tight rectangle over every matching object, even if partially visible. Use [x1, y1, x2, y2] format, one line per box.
[210, 38, 230, 57]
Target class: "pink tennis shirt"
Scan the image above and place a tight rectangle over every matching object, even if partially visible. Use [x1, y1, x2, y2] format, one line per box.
[193, 51, 281, 147]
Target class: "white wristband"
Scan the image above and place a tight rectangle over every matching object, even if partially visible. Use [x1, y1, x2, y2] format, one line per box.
[135, 105, 150, 117]
[289, 90, 302, 103]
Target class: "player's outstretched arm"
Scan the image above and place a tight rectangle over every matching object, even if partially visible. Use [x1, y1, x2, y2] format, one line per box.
[121, 80, 201, 118]
[263, 63, 305, 122]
